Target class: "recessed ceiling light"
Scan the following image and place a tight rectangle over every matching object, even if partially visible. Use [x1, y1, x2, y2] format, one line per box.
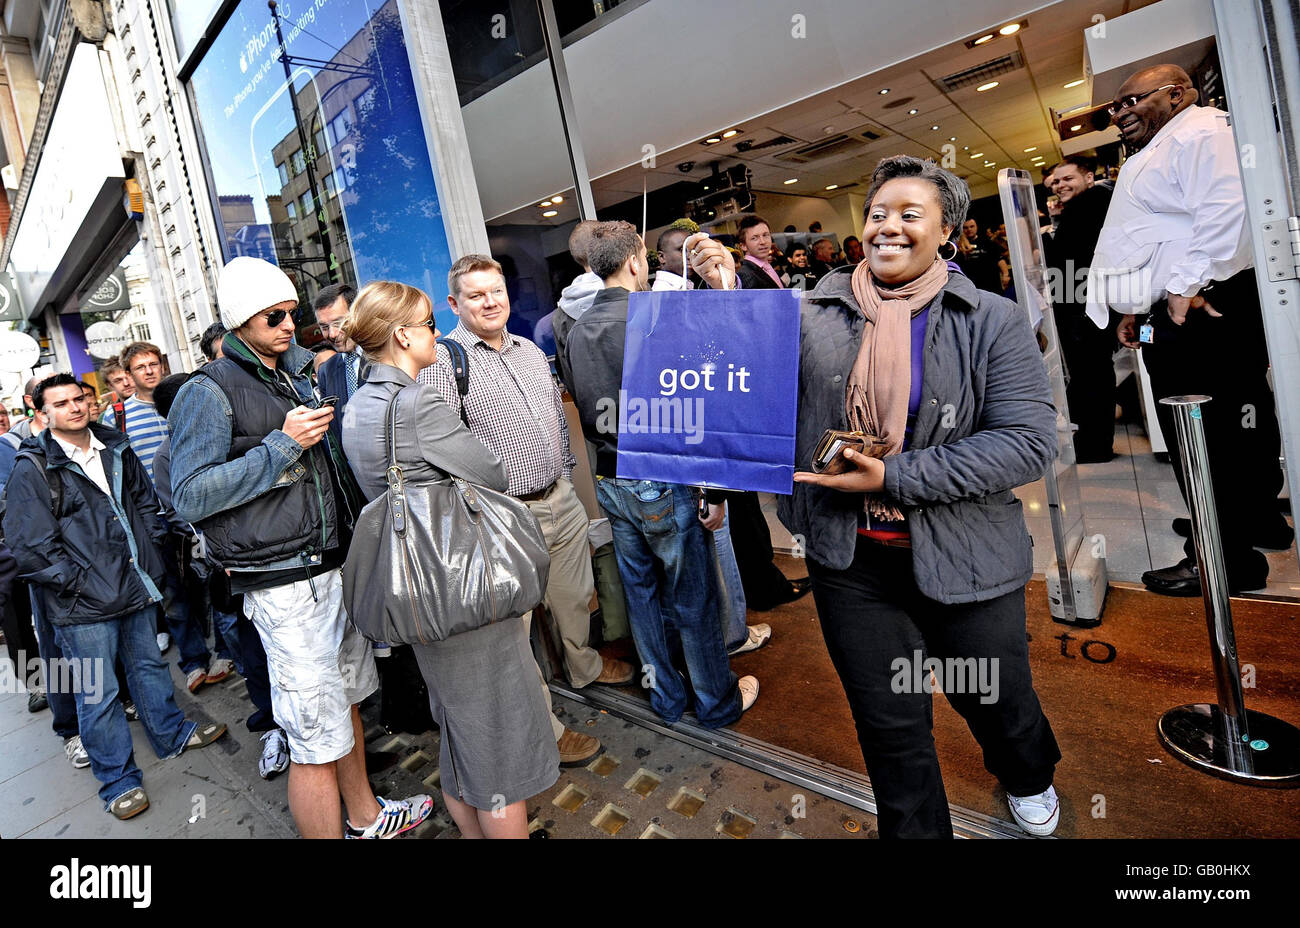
[722, 129, 739, 138]
[551, 194, 563, 203]
[931, 125, 940, 131]
[1069, 124, 1083, 132]
[542, 210, 558, 218]
[976, 81, 999, 92]
[1023, 146, 1037, 152]
[963, 145, 969, 151]
[908, 108, 918, 115]
[949, 137, 957, 142]
[705, 137, 721, 144]
[825, 184, 839, 190]
[984, 162, 996, 167]
[540, 200, 552, 207]
[783, 178, 799, 185]
[878, 88, 890, 95]
[970, 152, 984, 158]
[998, 23, 1021, 35]
[1064, 79, 1085, 89]
[973, 33, 994, 45]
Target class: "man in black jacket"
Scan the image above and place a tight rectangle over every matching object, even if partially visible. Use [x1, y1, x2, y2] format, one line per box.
[1044, 154, 1116, 462]
[3, 374, 227, 820]
[734, 214, 782, 291]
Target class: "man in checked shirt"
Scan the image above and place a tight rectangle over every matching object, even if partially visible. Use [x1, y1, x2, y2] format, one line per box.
[420, 254, 636, 767]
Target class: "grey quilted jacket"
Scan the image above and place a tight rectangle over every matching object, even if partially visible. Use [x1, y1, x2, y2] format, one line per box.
[777, 267, 1057, 603]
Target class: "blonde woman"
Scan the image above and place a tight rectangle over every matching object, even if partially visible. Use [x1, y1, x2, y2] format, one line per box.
[339, 281, 559, 839]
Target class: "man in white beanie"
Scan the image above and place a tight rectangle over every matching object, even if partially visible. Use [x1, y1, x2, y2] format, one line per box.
[168, 257, 432, 839]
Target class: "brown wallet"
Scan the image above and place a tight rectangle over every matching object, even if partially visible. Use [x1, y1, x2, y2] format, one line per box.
[810, 429, 891, 475]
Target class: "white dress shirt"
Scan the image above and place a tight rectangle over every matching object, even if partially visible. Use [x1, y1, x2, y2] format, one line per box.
[1085, 105, 1253, 327]
[52, 432, 110, 496]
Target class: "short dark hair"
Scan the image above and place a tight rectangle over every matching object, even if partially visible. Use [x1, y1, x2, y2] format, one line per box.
[864, 155, 970, 231]
[844, 236, 860, 247]
[1057, 153, 1097, 176]
[736, 214, 770, 245]
[33, 373, 80, 413]
[568, 220, 600, 267]
[657, 226, 689, 253]
[78, 380, 96, 394]
[808, 221, 822, 232]
[312, 283, 356, 315]
[121, 341, 163, 371]
[199, 323, 226, 361]
[783, 225, 797, 233]
[153, 373, 190, 419]
[587, 221, 644, 280]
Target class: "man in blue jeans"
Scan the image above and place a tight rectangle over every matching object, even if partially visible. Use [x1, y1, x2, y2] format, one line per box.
[3, 375, 227, 820]
[563, 221, 758, 728]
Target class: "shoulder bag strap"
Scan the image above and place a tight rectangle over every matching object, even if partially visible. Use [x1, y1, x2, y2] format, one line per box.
[384, 386, 408, 536]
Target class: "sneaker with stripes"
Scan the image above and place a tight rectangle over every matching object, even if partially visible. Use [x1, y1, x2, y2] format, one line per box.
[345, 794, 433, 839]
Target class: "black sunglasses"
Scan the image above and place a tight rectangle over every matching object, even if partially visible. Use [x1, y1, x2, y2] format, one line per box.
[1107, 84, 1177, 117]
[259, 307, 296, 327]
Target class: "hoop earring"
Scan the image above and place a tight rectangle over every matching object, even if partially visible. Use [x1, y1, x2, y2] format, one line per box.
[938, 240, 958, 262]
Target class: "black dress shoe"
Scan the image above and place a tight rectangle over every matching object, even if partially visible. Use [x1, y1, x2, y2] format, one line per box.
[1141, 558, 1203, 597]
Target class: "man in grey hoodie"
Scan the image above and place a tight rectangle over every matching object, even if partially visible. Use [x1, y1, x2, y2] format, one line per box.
[553, 221, 602, 394]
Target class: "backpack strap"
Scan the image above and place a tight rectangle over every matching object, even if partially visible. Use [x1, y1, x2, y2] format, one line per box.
[0, 450, 61, 543]
[112, 400, 127, 433]
[436, 336, 470, 426]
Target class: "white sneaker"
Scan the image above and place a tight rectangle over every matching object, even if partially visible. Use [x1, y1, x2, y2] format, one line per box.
[1007, 785, 1059, 836]
[156, 633, 171, 654]
[258, 729, 289, 780]
[64, 735, 90, 769]
[728, 624, 772, 656]
[738, 675, 759, 712]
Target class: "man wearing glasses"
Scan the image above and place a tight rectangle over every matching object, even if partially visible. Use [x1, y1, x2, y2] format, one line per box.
[1087, 64, 1289, 596]
[312, 283, 361, 443]
[169, 257, 431, 838]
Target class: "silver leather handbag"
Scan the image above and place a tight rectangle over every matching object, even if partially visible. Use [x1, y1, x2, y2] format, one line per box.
[342, 386, 551, 644]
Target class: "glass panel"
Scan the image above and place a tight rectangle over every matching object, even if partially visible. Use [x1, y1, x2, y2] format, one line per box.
[168, 0, 226, 64]
[188, 0, 456, 333]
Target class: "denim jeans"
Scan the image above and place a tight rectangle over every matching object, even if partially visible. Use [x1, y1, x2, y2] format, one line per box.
[596, 478, 739, 728]
[30, 588, 78, 740]
[53, 607, 197, 807]
[711, 506, 748, 652]
[212, 608, 241, 671]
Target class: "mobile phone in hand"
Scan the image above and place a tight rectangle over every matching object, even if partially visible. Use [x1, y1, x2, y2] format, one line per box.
[317, 395, 340, 409]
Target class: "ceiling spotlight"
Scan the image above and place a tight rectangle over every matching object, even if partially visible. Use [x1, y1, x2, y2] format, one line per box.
[722, 129, 739, 138]
[705, 137, 721, 144]
[551, 194, 563, 203]
[783, 178, 799, 185]
[1023, 146, 1037, 152]
[976, 81, 999, 92]
[878, 88, 890, 95]
[973, 33, 994, 45]
[542, 210, 558, 218]
[1064, 79, 1085, 89]
[998, 23, 1021, 35]
[540, 200, 552, 207]
[1069, 124, 1083, 132]
[970, 152, 984, 158]
[908, 108, 918, 115]
[931, 125, 940, 131]
[963, 145, 969, 150]
[825, 184, 839, 190]
[949, 137, 957, 142]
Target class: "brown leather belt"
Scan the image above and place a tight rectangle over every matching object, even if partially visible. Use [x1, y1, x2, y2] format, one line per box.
[518, 482, 556, 502]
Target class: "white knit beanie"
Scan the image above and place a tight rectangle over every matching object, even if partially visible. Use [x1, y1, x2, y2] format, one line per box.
[217, 257, 299, 331]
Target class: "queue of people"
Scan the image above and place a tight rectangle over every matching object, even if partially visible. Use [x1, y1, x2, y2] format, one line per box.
[0, 60, 1288, 841]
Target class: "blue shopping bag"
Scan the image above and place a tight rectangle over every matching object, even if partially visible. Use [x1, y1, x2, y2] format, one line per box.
[615, 287, 800, 494]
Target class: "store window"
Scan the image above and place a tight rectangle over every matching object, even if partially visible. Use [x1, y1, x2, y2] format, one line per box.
[168, 0, 227, 64]
[187, 0, 456, 329]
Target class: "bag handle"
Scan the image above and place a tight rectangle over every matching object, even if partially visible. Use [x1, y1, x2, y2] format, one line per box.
[384, 389, 408, 536]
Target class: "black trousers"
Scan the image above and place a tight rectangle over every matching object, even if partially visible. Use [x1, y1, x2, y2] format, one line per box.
[722, 490, 797, 609]
[807, 538, 1060, 838]
[1141, 269, 1283, 585]
[1057, 308, 1118, 459]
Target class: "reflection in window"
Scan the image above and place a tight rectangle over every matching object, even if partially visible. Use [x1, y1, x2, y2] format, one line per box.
[189, 0, 455, 328]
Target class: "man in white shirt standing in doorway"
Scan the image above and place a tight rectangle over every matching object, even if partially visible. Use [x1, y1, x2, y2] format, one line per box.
[1087, 64, 1290, 596]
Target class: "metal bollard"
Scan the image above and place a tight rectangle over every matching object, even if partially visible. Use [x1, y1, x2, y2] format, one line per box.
[1155, 395, 1300, 785]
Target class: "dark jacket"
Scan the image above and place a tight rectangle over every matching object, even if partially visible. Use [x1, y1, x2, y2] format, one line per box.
[566, 286, 633, 478]
[777, 268, 1058, 603]
[737, 258, 781, 291]
[1044, 184, 1112, 314]
[3, 425, 168, 625]
[316, 349, 369, 444]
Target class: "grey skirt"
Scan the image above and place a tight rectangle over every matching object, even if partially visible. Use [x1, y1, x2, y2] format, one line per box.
[410, 616, 560, 810]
